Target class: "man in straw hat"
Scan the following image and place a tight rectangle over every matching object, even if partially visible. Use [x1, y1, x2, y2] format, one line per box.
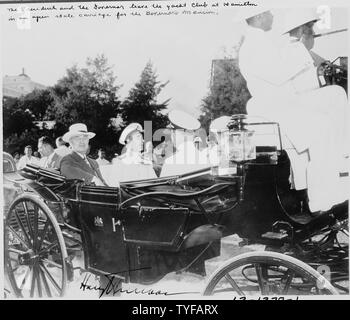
[60, 123, 108, 186]
[282, 9, 319, 50]
[238, 8, 348, 214]
[277, 8, 327, 95]
[281, 8, 327, 67]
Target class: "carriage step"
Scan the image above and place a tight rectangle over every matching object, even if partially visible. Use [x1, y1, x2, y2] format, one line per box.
[261, 231, 288, 240]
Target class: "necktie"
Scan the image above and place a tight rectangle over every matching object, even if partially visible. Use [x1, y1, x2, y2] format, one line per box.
[83, 156, 92, 169]
[83, 155, 106, 186]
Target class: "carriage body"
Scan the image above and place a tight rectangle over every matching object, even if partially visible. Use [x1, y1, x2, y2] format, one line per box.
[3, 116, 348, 297]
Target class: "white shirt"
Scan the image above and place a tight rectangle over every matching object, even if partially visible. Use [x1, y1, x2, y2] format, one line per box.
[239, 27, 315, 104]
[55, 145, 71, 157]
[160, 142, 210, 177]
[17, 155, 40, 169]
[39, 152, 56, 168]
[118, 151, 153, 165]
[100, 158, 157, 185]
[96, 158, 110, 166]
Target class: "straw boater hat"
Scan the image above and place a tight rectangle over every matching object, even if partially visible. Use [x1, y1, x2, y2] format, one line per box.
[62, 123, 95, 143]
[119, 122, 143, 145]
[168, 110, 200, 131]
[281, 9, 319, 34]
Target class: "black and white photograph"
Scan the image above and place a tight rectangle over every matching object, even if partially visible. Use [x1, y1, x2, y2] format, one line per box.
[0, 0, 349, 301]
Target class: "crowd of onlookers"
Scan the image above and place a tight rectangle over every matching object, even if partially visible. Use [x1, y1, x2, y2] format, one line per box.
[12, 136, 119, 170]
[9, 109, 223, 184]
[12, 137, 72, 170]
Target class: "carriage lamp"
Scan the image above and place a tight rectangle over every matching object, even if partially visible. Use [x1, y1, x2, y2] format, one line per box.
[210, 116, 256, 178]
[227, 116, 256, 163]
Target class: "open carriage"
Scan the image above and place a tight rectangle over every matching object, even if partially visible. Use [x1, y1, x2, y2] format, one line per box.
[3, 114, 348, 298]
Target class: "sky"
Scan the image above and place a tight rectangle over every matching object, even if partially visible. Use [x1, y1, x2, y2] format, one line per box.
[0, 1, 348, 118]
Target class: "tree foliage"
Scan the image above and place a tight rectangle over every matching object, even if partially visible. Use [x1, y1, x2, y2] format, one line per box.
[199, 58, 251, 132]
[3, 78, 56, 154]
[120, 61, 170, 135]
[2, 96, 36, 138]
[47, 54, 121, 153]
[3, 57, 171, 159]
[21, 89, 54, 120]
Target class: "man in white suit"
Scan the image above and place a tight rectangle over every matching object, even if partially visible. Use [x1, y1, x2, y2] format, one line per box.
[238, 8, 348, 213]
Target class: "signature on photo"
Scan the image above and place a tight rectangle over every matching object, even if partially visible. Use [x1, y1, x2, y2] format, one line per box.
[80, 267, 200, 298]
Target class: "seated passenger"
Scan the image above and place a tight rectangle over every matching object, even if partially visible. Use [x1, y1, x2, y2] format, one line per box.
[160, 110, 210, 177]
[17, 145, 40, 169]
[37, 136, 62, 170]
[203, 116, 233, 167]
[100, 123, 157, 185]
[60, 123, 108, 186]
[96, 149, 111, 166]
[55, 136, 71, 157]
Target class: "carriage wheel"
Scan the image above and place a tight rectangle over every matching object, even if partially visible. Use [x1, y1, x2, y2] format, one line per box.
[319, 225, 349, 293]
[4, 194, 68, 298]
[203, 251, 338, 296]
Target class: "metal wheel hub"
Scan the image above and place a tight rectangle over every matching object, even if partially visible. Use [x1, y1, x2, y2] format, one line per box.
[18, 249, 39, 265]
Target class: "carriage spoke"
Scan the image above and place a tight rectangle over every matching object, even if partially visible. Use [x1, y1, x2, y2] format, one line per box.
[19, 266, 33, 290]
[255, 264, 269, 295]
[38, 241, 58, 256]
[23, 201, 34, 240]
[282, 269, 295, 294]
[8, 247, 27, 255]
[13, 209, 33, 248]
[41, 258, 63, 269]
[36, 265, 43, 298]
[340, 229, 349, 237]
[39, 266, 52, 297]
[10, 264, 21, 272]
[224, 273, 245, 296]
[36, 220, 50, 252]
[30, 265, 37, 298]
[40, 263, 62, 295]
[32, 204, 39, 251]
[7, 225, 30, 251]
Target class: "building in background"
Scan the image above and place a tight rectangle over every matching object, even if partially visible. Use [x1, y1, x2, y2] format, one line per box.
[3, 68, 46, 99]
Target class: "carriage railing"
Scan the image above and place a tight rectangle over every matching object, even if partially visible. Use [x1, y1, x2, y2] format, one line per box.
[215, 115, 284, 169]
[20, 164, 67, 186]
[246, 122, 283, 152]
[120, 181, 236, 210]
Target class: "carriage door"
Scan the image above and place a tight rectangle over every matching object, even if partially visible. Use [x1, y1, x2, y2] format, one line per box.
[78, 186, 128, 280]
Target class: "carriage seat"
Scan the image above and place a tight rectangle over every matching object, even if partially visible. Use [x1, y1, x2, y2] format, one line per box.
[247, 119, 308, 190]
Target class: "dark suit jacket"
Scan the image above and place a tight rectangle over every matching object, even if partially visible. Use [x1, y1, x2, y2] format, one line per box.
[60, 151, 108, 186]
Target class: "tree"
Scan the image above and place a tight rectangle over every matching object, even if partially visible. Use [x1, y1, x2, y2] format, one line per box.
[199, 56, 251, 132]
[2, 96, 36, 138]
[21, 88, 54, 120]
[120, 61, 170, 137]
[47, 54, 121, 155]
[3, 128, 43, 155]
[3, 89, 56, 154]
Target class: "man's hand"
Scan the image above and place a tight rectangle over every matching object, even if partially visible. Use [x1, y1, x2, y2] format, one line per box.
[92, 176, 105, 186]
